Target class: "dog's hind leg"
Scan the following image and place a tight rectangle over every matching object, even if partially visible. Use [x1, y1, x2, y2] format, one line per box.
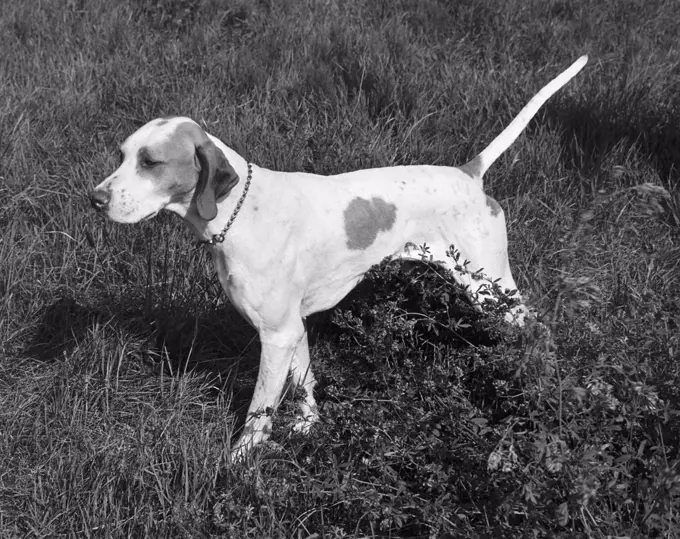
[398, 209, 527, 326]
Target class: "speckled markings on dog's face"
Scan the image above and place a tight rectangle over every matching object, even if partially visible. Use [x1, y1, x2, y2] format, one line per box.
[343, 196, 397, 250]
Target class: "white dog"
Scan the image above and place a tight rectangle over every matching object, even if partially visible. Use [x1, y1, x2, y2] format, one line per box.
[90, 56, 587, 457]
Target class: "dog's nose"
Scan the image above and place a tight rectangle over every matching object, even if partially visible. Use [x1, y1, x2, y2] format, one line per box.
[89, 189, 110, 211]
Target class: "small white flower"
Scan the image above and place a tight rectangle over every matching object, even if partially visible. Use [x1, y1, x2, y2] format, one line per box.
[487, 450, 502, 471]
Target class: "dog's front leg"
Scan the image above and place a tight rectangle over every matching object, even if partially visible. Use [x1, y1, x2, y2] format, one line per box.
[231, 319, 306, 459]
[289, 321, 318, 433]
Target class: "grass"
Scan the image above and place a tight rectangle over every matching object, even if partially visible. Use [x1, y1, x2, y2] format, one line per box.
[1, 0, 679, 536]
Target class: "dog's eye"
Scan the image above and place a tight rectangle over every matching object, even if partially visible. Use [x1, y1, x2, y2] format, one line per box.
[141, 157, 159, 168]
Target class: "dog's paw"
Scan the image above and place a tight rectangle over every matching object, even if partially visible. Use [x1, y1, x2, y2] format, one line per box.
[292, 411, 318, 434]
[230, 419, 272, 463]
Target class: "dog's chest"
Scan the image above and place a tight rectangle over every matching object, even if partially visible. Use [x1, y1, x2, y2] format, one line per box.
[210, 250, 257, 321]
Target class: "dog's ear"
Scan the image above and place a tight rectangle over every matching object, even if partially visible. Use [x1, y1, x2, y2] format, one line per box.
[194, 140, 239, 221]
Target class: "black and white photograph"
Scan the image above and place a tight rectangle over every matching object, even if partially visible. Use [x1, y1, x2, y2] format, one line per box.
[1, 0, 678, 537]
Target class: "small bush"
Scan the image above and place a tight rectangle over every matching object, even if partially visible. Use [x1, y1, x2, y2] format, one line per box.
[214, 231, 678, 537]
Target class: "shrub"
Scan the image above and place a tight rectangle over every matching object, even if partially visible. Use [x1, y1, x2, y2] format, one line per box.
[215, 233, 680, 537]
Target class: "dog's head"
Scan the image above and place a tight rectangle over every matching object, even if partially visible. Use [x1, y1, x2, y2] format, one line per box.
[90, 117, 239, 223]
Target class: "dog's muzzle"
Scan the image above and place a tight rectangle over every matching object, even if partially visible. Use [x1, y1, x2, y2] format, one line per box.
[89, 189, 110, 212]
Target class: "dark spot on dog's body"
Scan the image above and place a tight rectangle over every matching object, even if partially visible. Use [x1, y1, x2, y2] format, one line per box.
[155, 119, 169, 126]
[344, 197, 397, 250]
[486, 195, 502, 217]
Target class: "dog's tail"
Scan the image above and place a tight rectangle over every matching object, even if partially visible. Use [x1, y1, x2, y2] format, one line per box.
[461, 55, 588, 184]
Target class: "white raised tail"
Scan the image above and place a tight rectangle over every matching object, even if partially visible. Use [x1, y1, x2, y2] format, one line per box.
[461, 55, 588, 183]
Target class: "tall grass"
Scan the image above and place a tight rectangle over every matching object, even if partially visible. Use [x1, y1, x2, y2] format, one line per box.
[1, 0, 679, 537]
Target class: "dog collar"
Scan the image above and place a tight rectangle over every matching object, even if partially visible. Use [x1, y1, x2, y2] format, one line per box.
[198, 162, 252, 246]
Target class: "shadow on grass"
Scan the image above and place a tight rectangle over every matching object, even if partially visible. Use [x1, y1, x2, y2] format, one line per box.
[22, 258, 509, 444]
[22, 296, 108, 362]
[545, 98, 680, 182]
[22, 294, 261, 429]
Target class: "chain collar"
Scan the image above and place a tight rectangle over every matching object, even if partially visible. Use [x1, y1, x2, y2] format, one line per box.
[197, 162, 252, 247]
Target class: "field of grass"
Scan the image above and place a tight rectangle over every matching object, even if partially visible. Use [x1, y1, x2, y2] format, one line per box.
[1, 0, 679, 537]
